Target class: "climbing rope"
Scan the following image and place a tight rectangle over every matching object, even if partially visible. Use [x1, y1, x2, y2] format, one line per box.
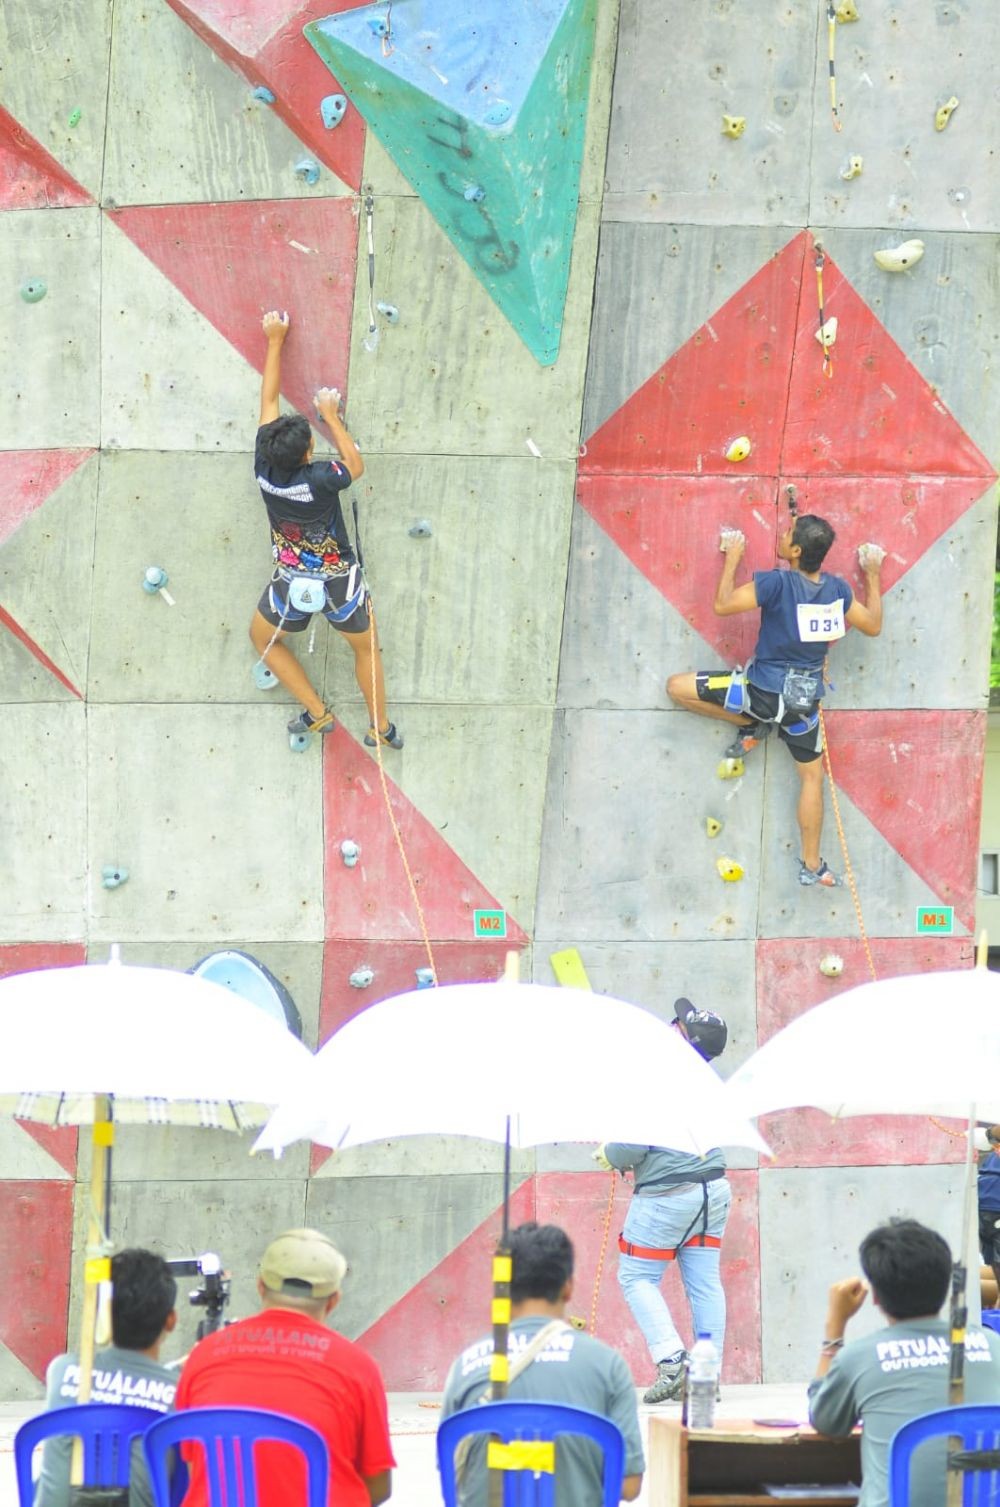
[814, 243, 834, 380]
[589, 1171, 618, 1335]
[826, 2, 842, 133]
[367, 598, 438, 983]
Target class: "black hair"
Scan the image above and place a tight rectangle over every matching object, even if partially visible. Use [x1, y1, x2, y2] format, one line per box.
[793, 514, 836, 572]
[508, 1222, 574, 1304]
[858, 1218, 952, 1320]
[258, 414, 311, 473]
[111, 1249, 177, 1350]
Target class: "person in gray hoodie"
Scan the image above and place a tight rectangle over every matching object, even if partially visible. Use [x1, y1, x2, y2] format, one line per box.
[594, 997, 730, 1404]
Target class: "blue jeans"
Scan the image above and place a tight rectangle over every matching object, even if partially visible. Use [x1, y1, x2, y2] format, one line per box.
[617, 1179, 732, 1364]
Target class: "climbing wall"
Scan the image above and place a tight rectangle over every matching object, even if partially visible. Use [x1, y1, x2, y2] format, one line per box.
[0, 0, 997, 1395]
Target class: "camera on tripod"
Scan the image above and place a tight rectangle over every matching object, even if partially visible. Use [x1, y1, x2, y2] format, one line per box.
[166, 1252, 231, 1340]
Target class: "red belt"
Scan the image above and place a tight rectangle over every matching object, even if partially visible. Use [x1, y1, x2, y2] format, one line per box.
[618, 1233, 722, 1260]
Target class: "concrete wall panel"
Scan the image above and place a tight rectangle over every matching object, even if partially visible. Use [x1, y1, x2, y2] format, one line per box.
[319, 456, 574, 708]
[1, 208, 101, 449]
[86, 706, 325, 944]
[603, 0, 815, 229]
[536, 710, 765, 943]
[759, 1164, 966, 1382]
[343, 195, 599, 459]
[104, 0, 351, 208]
[0, 0, 111, 201]
[86, 450, 313, 705]
[0, 706, 87, 942]
[100, 220, 262, 452]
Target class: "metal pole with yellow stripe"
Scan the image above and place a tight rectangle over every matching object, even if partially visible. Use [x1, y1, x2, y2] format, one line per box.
[71, 1095, 114, 1485]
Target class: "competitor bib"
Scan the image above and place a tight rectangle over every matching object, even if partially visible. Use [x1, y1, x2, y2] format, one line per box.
[796, 598, 845, 643]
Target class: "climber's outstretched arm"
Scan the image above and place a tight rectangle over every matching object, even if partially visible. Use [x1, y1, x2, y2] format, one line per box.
[259, 309, 289, 424]
[714, 529, 758, 616]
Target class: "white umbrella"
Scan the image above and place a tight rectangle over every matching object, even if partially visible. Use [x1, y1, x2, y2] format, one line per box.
[252, 980, 770, 1158]
[0, 959, 312, 1127]
[0, 957, 314, 1447]
[724, 960, 1000, 1413]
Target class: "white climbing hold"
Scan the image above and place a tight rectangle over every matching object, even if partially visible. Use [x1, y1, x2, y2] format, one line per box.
[873, 238, 925, 272]
[819, 953, 845, 978]
[815, 317, 838, 348]
[725, 437, 751, 463]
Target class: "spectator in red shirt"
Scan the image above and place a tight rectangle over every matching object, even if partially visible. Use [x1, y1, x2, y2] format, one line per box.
[175, 1229, 393, 1507]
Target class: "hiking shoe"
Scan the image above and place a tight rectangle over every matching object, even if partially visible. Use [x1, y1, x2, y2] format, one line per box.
[799, 858, 842, 888]
[364, 722, 404, 750]
[642, 1354, 688, 1405]
[725, 721, 772, 760]
[287, 708, 336, 736]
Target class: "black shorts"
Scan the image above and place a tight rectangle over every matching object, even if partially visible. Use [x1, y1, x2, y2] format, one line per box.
[257, 571, 370, 635]
[980, 1209, 1000, 1266]
[695, 670, 824, 764]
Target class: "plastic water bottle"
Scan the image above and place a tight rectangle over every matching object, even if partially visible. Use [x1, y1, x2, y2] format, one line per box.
[687, 1333, 720, 1430]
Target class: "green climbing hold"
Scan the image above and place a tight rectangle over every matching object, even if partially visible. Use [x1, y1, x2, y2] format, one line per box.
[68, 108, 82, 128]
[20, 278, 47, 303]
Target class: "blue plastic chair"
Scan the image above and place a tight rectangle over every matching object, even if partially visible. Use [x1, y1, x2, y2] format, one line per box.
[889, 1405, 1000, 1505]
[143, 1406, 329, 1507]
[437, 1400, 626, 1507]
[15, 1402, 165, 1505]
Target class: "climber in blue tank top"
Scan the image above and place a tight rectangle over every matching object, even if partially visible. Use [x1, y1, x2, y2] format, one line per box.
[667, 511, 883, 888]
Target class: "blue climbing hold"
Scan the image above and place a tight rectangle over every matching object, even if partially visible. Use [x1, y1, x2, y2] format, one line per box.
[101, 866, 129, 890]
[415, 968, 436, 989]
[294, 157, 320, 185]
[483, 101, 512, 127]
[252, 85, 276, 104]
[142, 565, 168, 594]
[463, 184, 485, 203]
[376, 300, 399, 323]
[368, 17, 389, 35]
[252, 660, 279, 691]
[20, 278, 47, 304]
[321, 93, 347, 128]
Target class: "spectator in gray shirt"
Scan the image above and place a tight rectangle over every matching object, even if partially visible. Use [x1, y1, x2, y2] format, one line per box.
[808, 1218, 1000, 1507]
[34, 1249, 178, 1507]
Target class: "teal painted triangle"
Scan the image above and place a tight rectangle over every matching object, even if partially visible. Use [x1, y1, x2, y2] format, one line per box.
[305, 0, 597, 366]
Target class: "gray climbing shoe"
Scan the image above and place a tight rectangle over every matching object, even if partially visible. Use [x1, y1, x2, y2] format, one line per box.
[725, 721, 772, 760]
[642, 1354, 688, 1405]
[287, 708, 336, 737]
[364, 721, 404, 750]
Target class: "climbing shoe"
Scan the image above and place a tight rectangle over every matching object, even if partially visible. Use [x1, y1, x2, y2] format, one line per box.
[799, 858, 842, 888]
[642, 1353, 688, 1405]
[724, 721, 772, 760]
[287, 708, 336, 737]
[364, 722, 404, 750]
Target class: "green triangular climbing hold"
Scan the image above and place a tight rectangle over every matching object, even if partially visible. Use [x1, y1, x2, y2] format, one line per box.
[305, 0, 597, 366]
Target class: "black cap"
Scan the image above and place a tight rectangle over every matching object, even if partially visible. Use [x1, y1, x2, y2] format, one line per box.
[674, 998, 728, 1061]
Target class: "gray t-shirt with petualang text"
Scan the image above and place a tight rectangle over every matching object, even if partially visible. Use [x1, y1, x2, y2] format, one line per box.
[33, 1345, 176, 1507]
[441, 1316, 644, 1507]
[807, 1318, 1000, 1507]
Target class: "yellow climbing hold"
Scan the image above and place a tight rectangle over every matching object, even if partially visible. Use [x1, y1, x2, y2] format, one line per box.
[840, 155, 863, 181]
[722, 115, 746, 139]
[705, 817, 723, 838]
[835, 0, 859, 20]
[716, 757, 744, 781]
[716, 857, 744, 882]
[725, 436, 752, 463]
[935, 96, 959, 131]
[819, 952, 845, 978]
[873, 238, 925, 272]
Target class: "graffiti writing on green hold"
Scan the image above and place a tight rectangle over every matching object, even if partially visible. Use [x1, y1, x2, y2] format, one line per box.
[427, 113, 521, 277]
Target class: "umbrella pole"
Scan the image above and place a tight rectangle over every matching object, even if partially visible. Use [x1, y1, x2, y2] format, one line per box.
[71, 1095, 114, 1486]
[487, 1117, 513, 1507]
[943, 1107, 977, 1507]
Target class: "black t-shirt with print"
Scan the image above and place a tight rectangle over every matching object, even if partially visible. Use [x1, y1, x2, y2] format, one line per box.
[254, 426, 354, 574]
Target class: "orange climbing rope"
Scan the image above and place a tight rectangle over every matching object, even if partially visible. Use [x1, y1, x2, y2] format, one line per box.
[590, 1171, 618, 1335]
[367, 598, 438, 983]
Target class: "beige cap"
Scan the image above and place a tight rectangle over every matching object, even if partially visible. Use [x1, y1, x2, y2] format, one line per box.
[258, 1229, 347, 1299]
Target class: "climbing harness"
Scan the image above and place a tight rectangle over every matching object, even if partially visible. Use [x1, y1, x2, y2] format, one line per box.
[721, 664, 820, 739]
[815, 243, 834, 379]
[826, 2, 842, 134]
[618, 1234, 722, 1260]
